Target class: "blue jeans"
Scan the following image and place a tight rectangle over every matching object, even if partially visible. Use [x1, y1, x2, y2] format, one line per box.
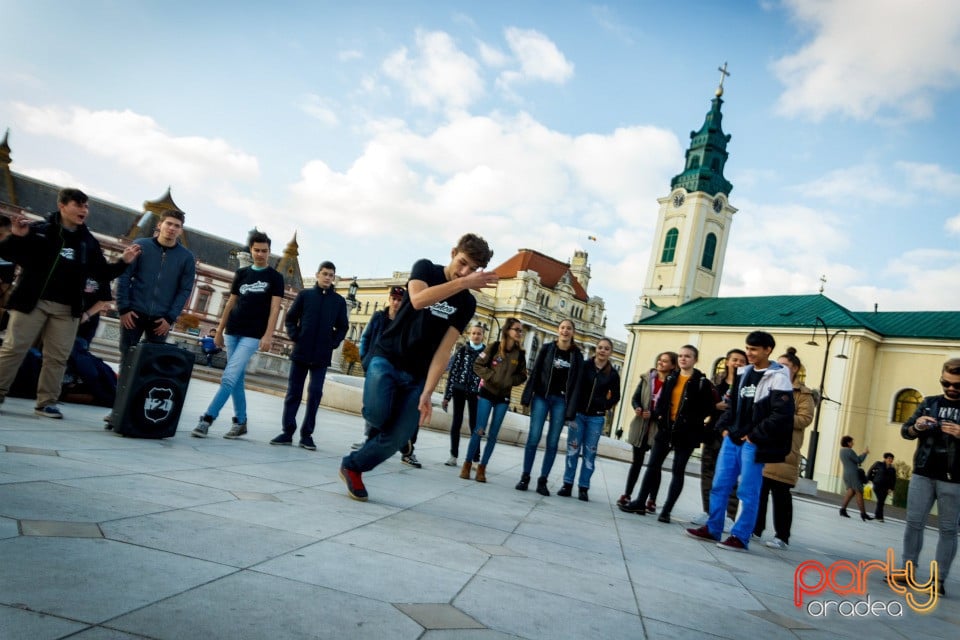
[343, 357, 423, 473]
[282, 360, 329, 436]
[465, 396, 509, 466]
[522, 394, 566, 477]
[903, 473, 960, 581]
[563, 414, 604, 489]
[707, 436, 764, 546]
[204, 335, 260, 423]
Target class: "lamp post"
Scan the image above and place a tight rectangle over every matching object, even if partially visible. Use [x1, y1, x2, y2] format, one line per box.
[346, 277, 359, 310]
[803, 316, 848, 480]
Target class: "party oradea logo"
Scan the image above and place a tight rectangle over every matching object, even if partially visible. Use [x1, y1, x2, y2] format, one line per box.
[794, 548, 938, 617]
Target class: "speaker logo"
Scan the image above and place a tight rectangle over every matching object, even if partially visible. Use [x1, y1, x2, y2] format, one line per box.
[144, 386, 175, 423]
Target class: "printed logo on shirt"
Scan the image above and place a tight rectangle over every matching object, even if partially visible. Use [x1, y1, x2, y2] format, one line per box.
[83, 278, 99, 294]
[60, 247, 76, 261]
[553, 358, 571, 370]
[740, 384, 757, 400]
[428, 301, 456, 319]
[239, 280, 270, 295]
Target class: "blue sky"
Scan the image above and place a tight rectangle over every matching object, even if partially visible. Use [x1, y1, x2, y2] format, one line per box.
[2, 0, 959, 340]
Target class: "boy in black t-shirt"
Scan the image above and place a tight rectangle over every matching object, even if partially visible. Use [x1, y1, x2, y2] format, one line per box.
[339, 234, 497, 501]
[192, 231, 284, 438]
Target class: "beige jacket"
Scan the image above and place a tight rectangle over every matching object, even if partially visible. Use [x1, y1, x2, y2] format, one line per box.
[762, 383, 815, 486]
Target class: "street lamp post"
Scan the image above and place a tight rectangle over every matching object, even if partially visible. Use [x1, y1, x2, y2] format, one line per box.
[803, 316, 848, 480]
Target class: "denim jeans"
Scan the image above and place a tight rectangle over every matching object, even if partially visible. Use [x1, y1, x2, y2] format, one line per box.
[343, 357, 423, 473]
[522, 394, 566, 477]
[903, 473, 960, 581]
[204, 334, 260, 423]
[563, 414, 604, 489]
[282, 360, 329, 436]
[707, 436, 764, 546]
[466, 396, 509, 466]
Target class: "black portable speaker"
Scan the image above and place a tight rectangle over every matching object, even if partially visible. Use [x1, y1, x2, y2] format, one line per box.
[110, 342, 194, 438]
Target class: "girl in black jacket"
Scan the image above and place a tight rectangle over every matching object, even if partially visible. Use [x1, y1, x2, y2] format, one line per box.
[620, 345, 717, 523]
[442, 324, 485, 466]
[559, 338, 621, 501]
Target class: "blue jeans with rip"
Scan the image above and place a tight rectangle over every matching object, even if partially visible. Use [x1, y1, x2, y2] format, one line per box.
[282, 360, 329, 436]
[522, 394, 566, 478]
[707, 436, 764, 547]
[465, 396, 509, 466]
[204, 334, 260, 423]
[342, 357, 423, 473]
[563, 414, 604, 489]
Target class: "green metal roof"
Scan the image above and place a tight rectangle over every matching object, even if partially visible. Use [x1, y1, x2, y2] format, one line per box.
[631, 295, 960, 340]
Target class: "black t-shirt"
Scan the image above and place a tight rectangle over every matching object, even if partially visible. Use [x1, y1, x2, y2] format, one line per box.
[730, 367, 765, 442]
[924, 398, 960, 480]
[41, 228, 84, 306]
[547, 346, 574, 396]
[226, 266, 285, 339]
[373, 259, 476, 379]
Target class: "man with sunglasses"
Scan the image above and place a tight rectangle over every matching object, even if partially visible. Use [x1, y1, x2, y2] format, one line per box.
[899, 358, 960, 597]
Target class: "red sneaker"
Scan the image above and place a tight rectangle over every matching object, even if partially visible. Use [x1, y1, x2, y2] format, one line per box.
[339, 465, 368, 502]
[717, 535, 748, 552]
[685, 526, 719, 542]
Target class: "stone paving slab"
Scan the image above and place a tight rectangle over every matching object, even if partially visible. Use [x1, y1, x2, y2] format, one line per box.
[0, 382, 958, 639]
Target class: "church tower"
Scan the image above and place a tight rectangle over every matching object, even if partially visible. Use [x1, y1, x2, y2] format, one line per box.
[639, 66, 737, 316]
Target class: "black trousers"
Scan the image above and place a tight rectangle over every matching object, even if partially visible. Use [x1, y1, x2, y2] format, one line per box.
[874, 485, 890, 520]
[448, 387, 478, 458]
[636, 438, 694, 516]
[754, 476, 794, 542]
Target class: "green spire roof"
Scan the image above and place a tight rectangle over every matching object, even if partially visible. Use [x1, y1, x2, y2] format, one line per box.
[670, 92, 733, 197]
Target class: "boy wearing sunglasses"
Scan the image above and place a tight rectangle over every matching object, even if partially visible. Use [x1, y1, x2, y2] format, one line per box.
[899, 358, 960, 597]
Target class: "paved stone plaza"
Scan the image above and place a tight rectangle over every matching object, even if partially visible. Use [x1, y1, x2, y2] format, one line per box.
[1, 379, 958, 639]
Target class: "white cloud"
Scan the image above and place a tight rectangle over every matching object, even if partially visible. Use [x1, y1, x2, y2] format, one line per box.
[499, 28, 574, 86]
[299, 94, 339, 126]
[848, 248, 960, 310]
[337, 49, 363, 62]
[11, 103, 259, 188]
[946, 215, 960, 235]
[381, 30, 484, 111]
[477, 40, 509, 67]
[774, 0, 960, 121]
[897, 161, 960, 195]
[794, 164, 906, 204]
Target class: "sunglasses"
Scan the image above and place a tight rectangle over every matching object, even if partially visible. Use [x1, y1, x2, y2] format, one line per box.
[940, 379, 960, 390]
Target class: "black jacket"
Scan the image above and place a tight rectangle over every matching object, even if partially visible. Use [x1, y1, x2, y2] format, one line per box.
[715, 363, 795, 464]
[0, 211, 127, 316]
[901, 396, 960, 483]
[653, 369, 717, 450]
[444, 342, 483, 400]
[285, 285, 348, 367]
[520, 341, 583, 408]
[868, 461, 897, 490]
[567, 358, 621, 420]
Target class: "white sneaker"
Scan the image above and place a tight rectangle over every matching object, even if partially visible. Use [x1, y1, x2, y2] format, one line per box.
[765, 537, 788, 550]
[690, 512, 709, 526]
[444, 456, 458, 467]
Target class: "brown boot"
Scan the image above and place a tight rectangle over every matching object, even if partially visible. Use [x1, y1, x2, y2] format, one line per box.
[459, 461, 472, 479]
[476, 464, 487, 483]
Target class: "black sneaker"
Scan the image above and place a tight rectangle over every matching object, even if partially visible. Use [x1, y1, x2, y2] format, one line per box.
[401, 453, 422, 468]
[557, 483, 573, 497]
[35, 405, 64, 419]
[299, 435, 317, 451]
[618, 500, 648, 515]
[270, 432, 294, 446]
[339, 464, 368, 501]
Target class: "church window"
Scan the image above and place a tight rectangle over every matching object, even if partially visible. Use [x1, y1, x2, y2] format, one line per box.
[660, 228, 679, 263]
[701, 233, 717, 270]
[892, 389, 923, 423]
[195, 291, 210, 314]
[688, 156, 700, 170]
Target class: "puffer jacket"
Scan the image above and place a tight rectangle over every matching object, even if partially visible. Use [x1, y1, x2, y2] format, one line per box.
[0, 211, 127, 316]
[474, 340, 527, 401]
[762, 383, 815, 486]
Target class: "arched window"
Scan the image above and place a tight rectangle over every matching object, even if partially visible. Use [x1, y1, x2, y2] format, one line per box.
[661, 228, 679, 263]
[688, 156, 700, 170]
[701, 233, 717, 270]
[892, 389, 923, 423]
[712, 358, 725, 380]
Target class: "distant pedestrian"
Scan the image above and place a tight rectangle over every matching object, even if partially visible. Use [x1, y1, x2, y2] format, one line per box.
[460, 318, 527, 483]
[867, 453, 897, 522]
[199, 329, 222, 367]
[442, 323, 485, 467]
[270, 261, 347, 451]
[838, 435, 872, 520]
[515, 319, 582, 496]
[339, 233, 497, 501]
[559, 337, 621, 502]
[192, 231, 283, 439]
